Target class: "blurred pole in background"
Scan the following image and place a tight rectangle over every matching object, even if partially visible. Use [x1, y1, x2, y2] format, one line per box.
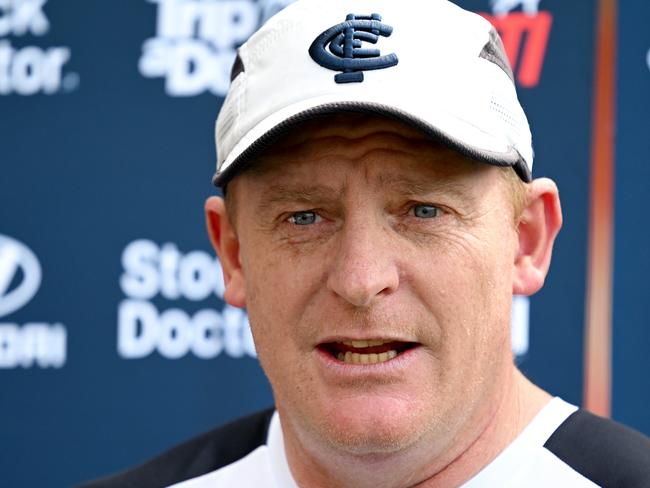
[583, 0, 617, 417]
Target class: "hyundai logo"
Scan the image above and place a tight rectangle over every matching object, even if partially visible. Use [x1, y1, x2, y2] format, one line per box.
[0, 234, 41, 318]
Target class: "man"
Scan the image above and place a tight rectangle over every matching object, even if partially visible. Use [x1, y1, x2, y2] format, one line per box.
[81, 0, 650, 486]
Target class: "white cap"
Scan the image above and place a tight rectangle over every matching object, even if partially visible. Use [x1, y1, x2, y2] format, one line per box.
[214, 0, 533, 187]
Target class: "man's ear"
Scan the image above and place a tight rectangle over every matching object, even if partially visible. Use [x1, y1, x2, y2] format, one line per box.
[513, 178, 563, 296]
[205, 196, 246, 308]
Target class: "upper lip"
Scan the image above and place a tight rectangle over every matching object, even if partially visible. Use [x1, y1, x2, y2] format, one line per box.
[316, 336, 417, 346]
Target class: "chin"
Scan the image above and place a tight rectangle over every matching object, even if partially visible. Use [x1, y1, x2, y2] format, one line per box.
[315, 396, 431, 456]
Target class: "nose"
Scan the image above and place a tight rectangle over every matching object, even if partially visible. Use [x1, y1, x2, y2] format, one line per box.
[326, 218, 400, 308]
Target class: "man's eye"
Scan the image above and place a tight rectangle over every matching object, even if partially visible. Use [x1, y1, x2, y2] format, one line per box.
[288, 211, 319, 226]
[411, 204, 441, 219]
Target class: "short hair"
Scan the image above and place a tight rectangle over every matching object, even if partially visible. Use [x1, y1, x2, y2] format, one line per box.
[499, 165, 528, 224]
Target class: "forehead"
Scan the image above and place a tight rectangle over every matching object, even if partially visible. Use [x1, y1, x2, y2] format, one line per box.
[239, 113, 484, 186]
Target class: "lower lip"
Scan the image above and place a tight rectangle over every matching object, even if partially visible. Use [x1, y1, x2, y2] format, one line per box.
[314, 345, 423, 377]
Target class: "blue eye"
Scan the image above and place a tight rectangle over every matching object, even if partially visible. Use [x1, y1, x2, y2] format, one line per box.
[412, 204, 440, 219]
[288, 211, 318, 225]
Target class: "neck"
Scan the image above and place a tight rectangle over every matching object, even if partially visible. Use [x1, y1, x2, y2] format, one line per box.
[281, 368, 552, 488]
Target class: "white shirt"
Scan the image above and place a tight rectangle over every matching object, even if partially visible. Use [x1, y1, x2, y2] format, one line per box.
[169, 398, 598, 487]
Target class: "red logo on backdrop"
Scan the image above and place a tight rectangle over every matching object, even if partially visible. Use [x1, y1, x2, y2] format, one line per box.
[480, 12, 553, 87]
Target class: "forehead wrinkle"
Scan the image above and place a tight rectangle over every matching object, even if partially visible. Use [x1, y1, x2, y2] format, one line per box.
[247, 119, 485, 210]
[354, 145, 483, 204]
[250, 150, 482, 211]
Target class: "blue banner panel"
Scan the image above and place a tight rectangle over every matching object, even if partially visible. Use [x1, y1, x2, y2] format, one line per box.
[0, 1, 597, 487]
[1, 2, 277, 487]
[612, 1, 650, 436]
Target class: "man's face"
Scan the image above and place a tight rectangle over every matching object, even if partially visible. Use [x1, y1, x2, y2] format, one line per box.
[226, 115, 520, 457]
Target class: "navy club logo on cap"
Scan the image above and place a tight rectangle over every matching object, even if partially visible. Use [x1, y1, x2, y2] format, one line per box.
[309, 13, 399, 84]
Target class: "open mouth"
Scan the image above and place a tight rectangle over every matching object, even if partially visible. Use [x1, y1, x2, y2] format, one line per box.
[318, 340, 418, 365]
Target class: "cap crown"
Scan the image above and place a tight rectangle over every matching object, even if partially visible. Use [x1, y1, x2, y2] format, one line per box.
[215, 0, 533, 185]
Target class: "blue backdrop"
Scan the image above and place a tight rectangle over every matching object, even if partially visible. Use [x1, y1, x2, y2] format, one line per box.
[612, 0, 650, 436]
[1, 1, 646, 487]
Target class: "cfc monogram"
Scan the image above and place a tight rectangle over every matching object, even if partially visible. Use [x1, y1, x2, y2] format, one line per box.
[309, 13, 398, 84]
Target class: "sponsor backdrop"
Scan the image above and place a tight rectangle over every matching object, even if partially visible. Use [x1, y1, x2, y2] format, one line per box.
[612, 0, 650, 438]
[0, 1, 642, 487]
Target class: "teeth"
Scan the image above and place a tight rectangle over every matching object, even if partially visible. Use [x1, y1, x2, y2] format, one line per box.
[337, 349, 398, 364]
[341, 339, 390, 348]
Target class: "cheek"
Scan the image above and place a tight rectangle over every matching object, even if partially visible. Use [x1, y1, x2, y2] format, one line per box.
[412, 246, 513, 414]
[412, 228, 515, 358]
[238, 236, 328, 359]
[241, 249, 328, 414]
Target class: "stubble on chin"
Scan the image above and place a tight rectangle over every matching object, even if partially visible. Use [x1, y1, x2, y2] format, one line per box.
[288, 398, 450, 459]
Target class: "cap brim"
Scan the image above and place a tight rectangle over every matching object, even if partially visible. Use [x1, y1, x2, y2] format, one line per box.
[213, 98, 531, 188]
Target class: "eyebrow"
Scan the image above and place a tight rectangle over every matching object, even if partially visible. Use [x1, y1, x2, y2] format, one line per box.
[258, 184, 344, 208]
[256, 174, 476, 212]
[376, 172, 477, 204]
